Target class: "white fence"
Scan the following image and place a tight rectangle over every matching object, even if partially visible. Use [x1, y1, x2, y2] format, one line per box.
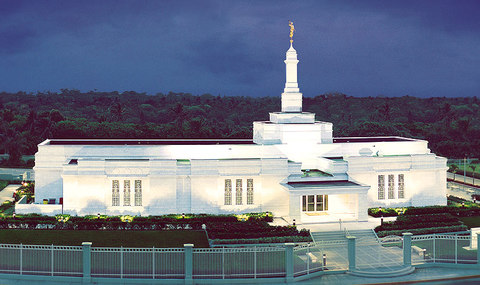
[0, 244, 82, 276]
[0, 234, 477, 282]
[91, 247, 185, 279]
[411, 234, 477, 264]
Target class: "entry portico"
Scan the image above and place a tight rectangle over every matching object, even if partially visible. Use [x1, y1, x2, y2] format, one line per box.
[284, 180, 370, 223]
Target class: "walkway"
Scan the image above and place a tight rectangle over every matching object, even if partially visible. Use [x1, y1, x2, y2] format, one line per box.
[298, 267, 480, 284]
[0, 184, 19, 204]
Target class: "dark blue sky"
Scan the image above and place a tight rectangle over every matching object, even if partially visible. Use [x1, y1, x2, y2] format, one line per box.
[1, 0, 479, 97]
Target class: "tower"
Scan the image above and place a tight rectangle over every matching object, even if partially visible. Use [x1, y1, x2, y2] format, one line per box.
[282, 43, 302, 112]
[253, 22, 333, 145]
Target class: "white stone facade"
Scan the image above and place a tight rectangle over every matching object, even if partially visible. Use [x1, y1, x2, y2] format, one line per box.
[21, 42, 448, 223]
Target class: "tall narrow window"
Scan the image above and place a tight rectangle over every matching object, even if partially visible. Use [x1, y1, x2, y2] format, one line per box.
[112, 180, 120, 206]
[388, 174, 395, 199]
[378, 175, 385, 200]
[247, 179, 254, 205]
[316, 195, 324, 211]
[398, 174, 405, 199]
[134, 180, 142, 206]
[307, 195, 315, 211]
[324, 195, 328, 211]
[124, 180, 131, 206]
[236, 179, 242, 205]
[224, 179, 232, 205]
[302, 196, 306, 211]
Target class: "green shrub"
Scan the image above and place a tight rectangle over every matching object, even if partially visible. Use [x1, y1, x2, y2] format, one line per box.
[376, 225, 468, 237]
[404, 206, 480, 217]
[375, 213, 464, 232]
[368, 207, 401, 217]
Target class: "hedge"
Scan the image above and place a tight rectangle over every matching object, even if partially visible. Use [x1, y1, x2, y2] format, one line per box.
[395, 213, 459, 224]
[404, 206, 480, 217]
[0, 212, 302, 240]
[376, 225, 468, 238]
[368, 207, 400, 217]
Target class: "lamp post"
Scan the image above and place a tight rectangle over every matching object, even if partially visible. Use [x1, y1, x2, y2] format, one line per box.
[379, 206, 383, 226]
[464, 155, 467, 185]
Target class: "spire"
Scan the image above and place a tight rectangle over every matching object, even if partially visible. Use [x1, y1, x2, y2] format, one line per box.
[281, 21, 302, 113]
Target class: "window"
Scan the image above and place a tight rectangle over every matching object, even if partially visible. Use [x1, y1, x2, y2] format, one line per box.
[307, 195, 315, 211]
[112, 180, 120, 206]
[388, 174, 395, 199]
[316, 195, 323, 211]
[134, 180, 142, 206]
[378, 175, 385, 200]
[398, 174, 405, 199]
[302, 195, 328, 212]
[124, 180, 131, 206]
[236, 179, 242, 205]
[247, 179, 254, 205]
[224, 179, 232, 205]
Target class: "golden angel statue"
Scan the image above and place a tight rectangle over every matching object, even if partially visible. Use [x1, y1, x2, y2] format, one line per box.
[289, 21, 295, 43]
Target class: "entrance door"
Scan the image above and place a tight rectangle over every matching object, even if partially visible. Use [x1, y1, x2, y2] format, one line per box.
[302, 195, 328, 212]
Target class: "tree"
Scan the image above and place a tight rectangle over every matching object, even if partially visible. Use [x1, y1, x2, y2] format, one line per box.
[449, 164, 459, 180]
[470, 164, 477, 185]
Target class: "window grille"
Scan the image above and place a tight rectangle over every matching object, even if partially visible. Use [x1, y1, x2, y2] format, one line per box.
[236, 179, 242, 205]
[134, 180, 142, 206]
[112, 180, 120, 206]
[388, 174, 395, 199]
[224, 179, 232, 205]
[124, 180, 131, 206]
[378, 175, 385, 200]
[247, 179, 254, 205]
[398, 174, 405, 199]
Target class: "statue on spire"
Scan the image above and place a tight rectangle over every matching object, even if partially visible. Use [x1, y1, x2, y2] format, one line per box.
[289, 21, 295, 43]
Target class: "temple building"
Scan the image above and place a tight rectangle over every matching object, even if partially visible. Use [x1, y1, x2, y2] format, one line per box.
[18, 32, 447, 224]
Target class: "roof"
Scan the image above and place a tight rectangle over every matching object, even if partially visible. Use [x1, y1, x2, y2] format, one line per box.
[287, 180, 362, 188]
[46, 139, 255, 146]
[333, 136, 416, 143]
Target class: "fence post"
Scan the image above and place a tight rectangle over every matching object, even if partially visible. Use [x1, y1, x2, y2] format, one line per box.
[19, 243, 23, 275]
[347, 236, 356, 271]
[82, 242, 92, 283]
[184, 244, 194, 285]
[285, 243, 294, 283]
[477, 233, 480, 266]
[403, 233, 412, 266]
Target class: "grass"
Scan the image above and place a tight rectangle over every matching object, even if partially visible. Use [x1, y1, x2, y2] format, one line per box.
[0, 230, 209, 248]
[0, 180, 8, 191]
[459, 216, 480, 229]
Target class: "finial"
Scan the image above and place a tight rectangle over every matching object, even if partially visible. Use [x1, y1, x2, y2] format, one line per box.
[289, 21, 295, 43]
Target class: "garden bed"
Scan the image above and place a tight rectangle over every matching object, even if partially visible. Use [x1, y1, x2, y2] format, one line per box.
[0, 229, 209, 247]
[375, 213, 468, 237]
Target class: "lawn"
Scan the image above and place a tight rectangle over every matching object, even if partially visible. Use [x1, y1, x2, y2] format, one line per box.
[459, 216, 480, 229]
[0, 230, 209, 248]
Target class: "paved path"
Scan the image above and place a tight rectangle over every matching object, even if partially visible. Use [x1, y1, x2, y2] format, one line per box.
[447, 181, 480, 201]
[299, 216, 396, 233]
[298, 267, 480, 284]
[0, 184, 20, 204]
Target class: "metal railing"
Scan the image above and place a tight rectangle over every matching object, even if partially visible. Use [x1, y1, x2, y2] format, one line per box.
[0, 233, 478, 282]
[0, 244, 82, 276]
[411, 234, 477, 264]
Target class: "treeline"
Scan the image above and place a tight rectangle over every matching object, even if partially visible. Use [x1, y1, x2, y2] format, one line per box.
[0, 89, 479, 166]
